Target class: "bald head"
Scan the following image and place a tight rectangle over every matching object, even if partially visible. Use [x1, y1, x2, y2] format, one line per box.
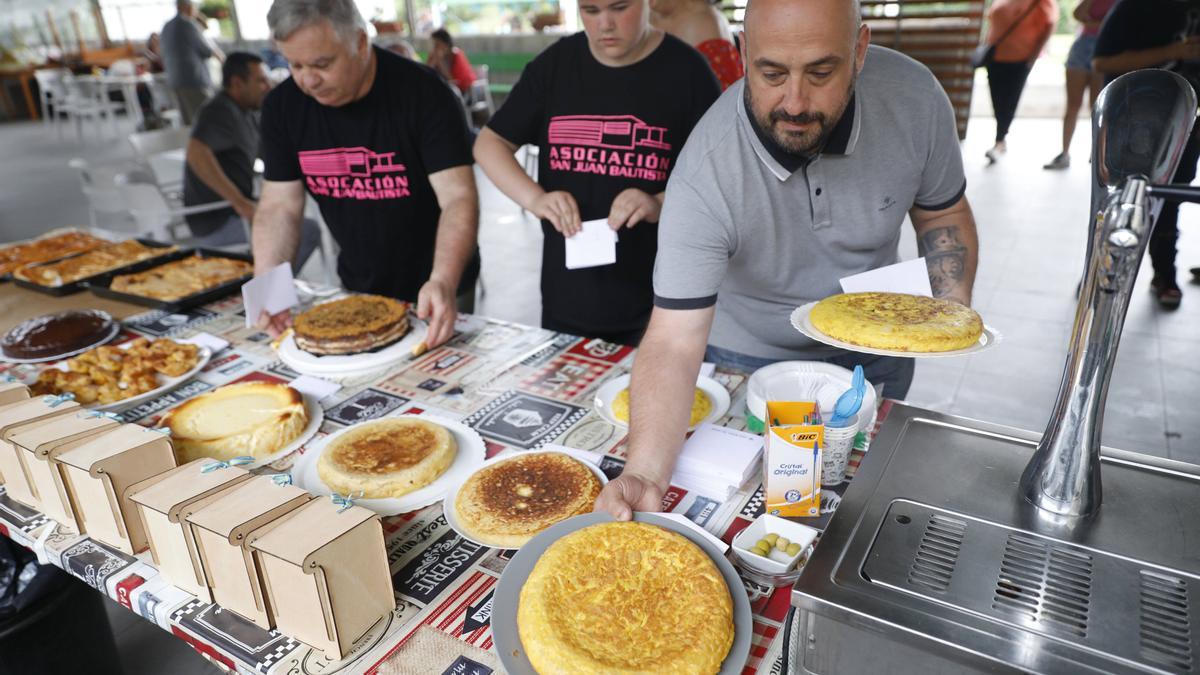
[741, 0, 869, 157]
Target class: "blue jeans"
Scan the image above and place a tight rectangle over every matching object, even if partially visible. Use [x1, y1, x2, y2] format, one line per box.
[192, 214, 322, 276]
[704, 344, 915, 400]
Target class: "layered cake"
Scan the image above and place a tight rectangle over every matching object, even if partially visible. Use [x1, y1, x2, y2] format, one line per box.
[293, 295, 410, 356]
[1, 310, 116, 361]
[455, 453, 601, 548]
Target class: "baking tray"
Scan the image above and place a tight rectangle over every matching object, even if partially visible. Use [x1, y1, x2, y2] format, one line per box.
[85, 247, 253, 313]
[11, 238, 178, 296]
[0, 228, 112, 282]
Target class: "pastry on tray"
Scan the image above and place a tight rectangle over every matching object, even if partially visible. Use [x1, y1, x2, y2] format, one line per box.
[161, 381, 307, 463]
[318, 417, 455, 499]
[108, 254, 253, 301]
[518, 521, 734, 674]
[2, 310, 115, 361]
[809, 291, 983, 352]
[455, 453, 601, 548]
[29, 337, 201, 405]
[0, 231, 110, 277]
[293, 294, 410, 356]
[13, 240, 177, 287]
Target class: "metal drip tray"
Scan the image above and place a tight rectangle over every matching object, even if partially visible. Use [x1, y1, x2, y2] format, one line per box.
[862, 500, 1198, 672]
[792, 404, 1200, 674]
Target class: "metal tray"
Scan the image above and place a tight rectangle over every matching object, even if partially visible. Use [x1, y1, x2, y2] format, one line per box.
[11, 238, 178, 296]
[85, 247, 253, 313]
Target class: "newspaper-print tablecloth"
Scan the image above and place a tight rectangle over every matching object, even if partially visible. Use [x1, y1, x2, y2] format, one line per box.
[0, 293, 892, 675]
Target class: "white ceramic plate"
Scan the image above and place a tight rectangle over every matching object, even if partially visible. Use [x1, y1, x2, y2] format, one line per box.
[790, 301, 1001, 359]
[291, 414, 486, 516]
[593, 374, 731, 431]
[491, 511, 752, 675]
[276, 316, 428, 377]
[19, 343, 212, 411]
[442, 449, 609, 549]
[246, 394, 324, 469]
[0, 320, 120, 364]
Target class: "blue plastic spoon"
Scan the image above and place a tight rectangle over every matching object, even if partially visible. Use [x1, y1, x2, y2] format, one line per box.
[828, 365, 865, 427]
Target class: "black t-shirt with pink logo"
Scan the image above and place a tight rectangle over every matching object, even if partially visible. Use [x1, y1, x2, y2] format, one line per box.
[260, 46, 473, 301]
[488, 32, 720, 340]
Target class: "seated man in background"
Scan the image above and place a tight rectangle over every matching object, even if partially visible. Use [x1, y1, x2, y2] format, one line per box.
[426, 28, 476, 95]
[184, 51, 321, 272]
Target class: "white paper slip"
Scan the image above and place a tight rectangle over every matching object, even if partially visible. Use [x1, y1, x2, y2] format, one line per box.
[564, 219, 617, 270]
[241, 262, 300, 328]
[181, 332, 229, 354]
[671, 471, 737, 501]
[698, 362, 716, 380]
[288, 375, 342, 402]
[840, 258, 933, 297]
[677, 423, 764, 482]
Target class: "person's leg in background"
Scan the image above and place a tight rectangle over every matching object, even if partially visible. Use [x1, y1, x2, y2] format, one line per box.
[173, 87, 208, 125]
[985, 61, 1032, 164]
[1149, 125, 1200, 308]
[1047, 36, 1098, 170]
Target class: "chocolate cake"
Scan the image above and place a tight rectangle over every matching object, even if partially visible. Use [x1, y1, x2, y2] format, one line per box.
[1, 310, 116, 361]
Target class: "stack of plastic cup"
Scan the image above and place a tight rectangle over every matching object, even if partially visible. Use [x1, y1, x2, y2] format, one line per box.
[822, 413, 858, 486]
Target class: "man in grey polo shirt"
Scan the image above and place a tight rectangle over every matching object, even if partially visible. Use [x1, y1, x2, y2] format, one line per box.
[160, 0, 224, 124]
[596, 0, 979, 519]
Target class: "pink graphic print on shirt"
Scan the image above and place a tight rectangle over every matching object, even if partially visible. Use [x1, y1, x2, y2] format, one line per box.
[298, 147, 410, 200]
[546, 115, 672, 181]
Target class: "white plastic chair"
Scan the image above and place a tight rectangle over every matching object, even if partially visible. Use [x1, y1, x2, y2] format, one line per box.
[68, 157, 145, 232]
[129, 126, 191, 193]
[115, 173, 231, 243]
[32, 68, 69, 129]
[57, 74, 123, 141]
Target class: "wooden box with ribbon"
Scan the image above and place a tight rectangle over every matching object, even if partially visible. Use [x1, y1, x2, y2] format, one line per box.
[6, 408, 119, 519]
[250, 495, 394, 659]
[128, 458, 254, 599]
[55, 424, 177, 555]
[185, 472, 312, 629]
[0, 394, 80, 506]
[0, 378, 29, 406]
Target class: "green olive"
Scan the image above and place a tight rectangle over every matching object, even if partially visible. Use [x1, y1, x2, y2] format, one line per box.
[763, 533, 780, 545]
[775, 536, 791, 551]
[786, 542, 802, 556]
[751, 543, 770, 556]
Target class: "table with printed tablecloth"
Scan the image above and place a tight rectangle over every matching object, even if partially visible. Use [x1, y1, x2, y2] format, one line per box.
[0, 286, 891, 675]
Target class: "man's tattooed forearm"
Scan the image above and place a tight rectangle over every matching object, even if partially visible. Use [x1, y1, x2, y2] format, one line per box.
[919, 225, 967, 298]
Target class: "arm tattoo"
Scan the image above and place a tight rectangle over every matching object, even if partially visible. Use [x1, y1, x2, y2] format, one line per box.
[919, 225, 967, 298]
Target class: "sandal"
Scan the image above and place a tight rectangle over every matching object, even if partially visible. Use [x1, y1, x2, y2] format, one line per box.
[1151, 277, 1183, 309]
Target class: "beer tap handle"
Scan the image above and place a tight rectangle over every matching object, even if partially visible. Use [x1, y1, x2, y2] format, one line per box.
[1148, 183, 1200, 205]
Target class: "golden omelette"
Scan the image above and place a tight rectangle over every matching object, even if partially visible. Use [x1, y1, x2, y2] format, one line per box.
[612, 387, 712, 426]
[518, 521, 734, 674]
[809, 291, 983, 352]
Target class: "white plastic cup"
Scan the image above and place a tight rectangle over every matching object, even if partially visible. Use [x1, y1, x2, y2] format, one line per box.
[822, 413, 858, 486]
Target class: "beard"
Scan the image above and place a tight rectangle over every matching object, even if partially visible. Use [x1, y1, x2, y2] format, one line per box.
[748, 71, 856, 157]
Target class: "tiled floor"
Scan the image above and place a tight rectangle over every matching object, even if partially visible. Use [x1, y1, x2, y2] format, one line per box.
[1, 87, 1197, 674]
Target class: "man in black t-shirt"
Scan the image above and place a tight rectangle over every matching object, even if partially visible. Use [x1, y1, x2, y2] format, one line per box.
[256, 0, 479, 347]
[183, 52, 319, 272]
[1094, 0, 1200, 308]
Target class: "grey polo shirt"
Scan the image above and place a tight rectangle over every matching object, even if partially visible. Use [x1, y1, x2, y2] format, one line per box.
[653, 45, 966, 360]
[160, 14, 213, 90]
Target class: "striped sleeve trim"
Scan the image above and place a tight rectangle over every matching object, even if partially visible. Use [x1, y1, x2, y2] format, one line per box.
[653, 294, 718, 310]
[913, 179, 967, 212]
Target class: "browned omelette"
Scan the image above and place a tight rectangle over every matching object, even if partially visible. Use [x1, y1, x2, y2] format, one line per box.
[455, 453, 601, 548]
[318, 417, 456, 498]
[518, 521, 734, 674]
[810, 291, 982, 352]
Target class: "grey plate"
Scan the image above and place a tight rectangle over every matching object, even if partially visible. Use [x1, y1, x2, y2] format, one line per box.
[492, 511, 752, 675]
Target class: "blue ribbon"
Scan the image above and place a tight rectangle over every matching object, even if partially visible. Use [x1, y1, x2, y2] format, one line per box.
[41, 393, 75, 407]
[145, 426, 172, 435]
[79, 410, 122, 421]
[271, 474, 294, 487]
[1, 374, 18, 383]
[200, 456, 254, 473]
[331, 491, 363, 513]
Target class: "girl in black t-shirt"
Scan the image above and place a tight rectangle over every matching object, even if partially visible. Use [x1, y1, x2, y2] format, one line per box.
[474, 0, 720, 345]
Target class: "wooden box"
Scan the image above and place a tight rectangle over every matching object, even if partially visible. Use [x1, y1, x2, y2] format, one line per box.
[56, 425, 177, 554]
[186, 475, 311, 628]
[0, 382, 29, 406]
[6, 412, 116, 518]
[128, 459, 253, 599]
[252, 499, 395, 659]
[0, 396, 80, 502]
